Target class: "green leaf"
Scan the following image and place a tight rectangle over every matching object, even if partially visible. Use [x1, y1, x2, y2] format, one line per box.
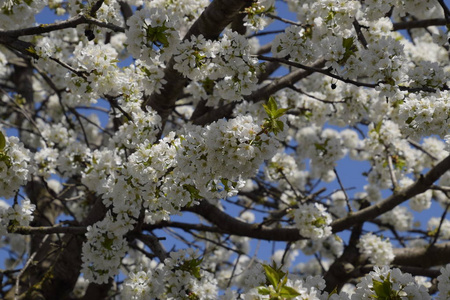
[258, 287, 271, 296]
[280, 286, 301, 299]
[276, 120, 284, 132]
[178, 258, 203, 280]
[374, 120, 383, 134]
[372, 274, 392, 300]
[273, 108, 289, 119]
[405, 116, 415, 124]
[263, 96, 278, 117]
[0, 131, 5, 150]
[183, 184, 201, 200]
[26, 46, 36, 55]
[101, 235, 115, 250]
[267, 96, 278, 112]
[342, 37, 355, 51]
[262, 264, 280, 287]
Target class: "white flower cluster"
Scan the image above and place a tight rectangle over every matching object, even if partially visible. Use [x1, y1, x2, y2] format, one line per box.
[149, 0, 209, 36]
[81, 113, 283, 282]
[295, 126, 348, 182]
[173, 35, 219, 81]
[364, 120, 419, 190]
[126, 7, 180, 65]
[123, 136, 180, 223]
[174, 30, 260, 104]
[398, 91, 450, 139]
[438, 264, 450, 300]
[0, 199, 35, 235]
[134, 59, 167, 95]
[121, 268, 164, 300]
[0, 0, 46, 30]
[0, 136, 32, 199]
[36, 119, 77, 148]
[64, 42, 122, 106]
[111, 107, 161, 149]
[242, 0, 274, 31]
[361, 0, 398, 21]
[272, 25, 318, 65]
[34, 147, 59, 179]
[290, 202, 332, 240]
[379, 206, 413, 231]
[58, 142, 91, 177]
[357, 233, 394, 266]
[398, 178, 432, 212]
[81, 148, 121, 196]
[241, 274, 326, 300]
[287, 0, 360, 33]
[177, 115, 279, 199]
[265, 152, 307, 193]
[122, 249, 218, 299]
[81, 212, 131, 283]
[343, 35, 406, 83]
[350, 266, 430, 300]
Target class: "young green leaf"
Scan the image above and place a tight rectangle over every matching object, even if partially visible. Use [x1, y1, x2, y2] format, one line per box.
[280, 285, 301, 299]
[0, 131, 5, 150]
[372, 274, 394, 300]
[262, 263, 280, 287]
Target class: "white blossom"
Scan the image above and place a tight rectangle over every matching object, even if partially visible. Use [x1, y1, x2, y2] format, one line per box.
[357, 233, 394, 266]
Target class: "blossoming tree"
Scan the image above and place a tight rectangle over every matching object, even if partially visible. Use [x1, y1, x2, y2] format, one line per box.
[1, 0, 450, 298]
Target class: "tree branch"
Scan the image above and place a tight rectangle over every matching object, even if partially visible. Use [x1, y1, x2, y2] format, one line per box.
[8, 225, 87, 235]
[184, 200, 303, 241]
[393, 18, 449, 31]
[0, 14, 124, 38]
[393, 242, 450, 268]
[332, 154, 450, 232]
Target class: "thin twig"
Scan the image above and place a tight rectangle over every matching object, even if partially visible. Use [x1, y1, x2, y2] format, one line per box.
[437, 0, 450, 23]
[407, 138, 438, 161]
[0, 14, 124, 38]
[9, 225, 87, 235]
[386, 154, 399, 190]
[333, 168, 352, 213]
[15, 235, 49, 300]
[430, 202, 450, 246]
[266, 13, 302, 26]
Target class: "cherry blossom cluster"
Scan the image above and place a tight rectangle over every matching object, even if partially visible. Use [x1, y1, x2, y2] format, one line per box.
[125, 7, 180, 64]
[122, 249, 218, 299]
[242, 0, 274, 31]
[0, 0, 46, 30]
[357, 233, 395, 266]
[349, 266, 431, 300]
[82, 211, 132, 283]
[0, 135, 33, 199]
[0, 199, 35, 236]
[175, 30, 261, 105]
[290, 203, 332, 240]
[78, 113, 283, 282]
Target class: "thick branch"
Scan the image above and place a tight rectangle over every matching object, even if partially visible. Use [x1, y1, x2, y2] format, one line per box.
[332, 154, 450, 232]
[9, 225, 87, 235]
[247, 59, 327, 102]
[184, 200, 303, 241]
[191, 60, 325, 125]
[184, 155, 450, 242]
[393, 18, 449, 31]
[393, 242, 450, 268]
[0, 14, 124, 38]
